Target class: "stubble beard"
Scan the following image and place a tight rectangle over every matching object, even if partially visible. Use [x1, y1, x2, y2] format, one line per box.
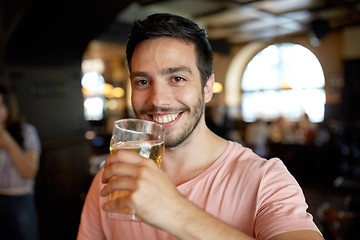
[165, 97, 204, 149]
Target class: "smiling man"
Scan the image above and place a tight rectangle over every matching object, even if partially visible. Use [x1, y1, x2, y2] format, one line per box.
[77, 13, 324, 240]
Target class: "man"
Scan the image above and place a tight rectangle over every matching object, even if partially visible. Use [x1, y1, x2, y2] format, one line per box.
[77, 13, 323, 240]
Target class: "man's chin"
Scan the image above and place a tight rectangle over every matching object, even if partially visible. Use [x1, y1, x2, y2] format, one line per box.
[165, 135, 188, 149]
[165, 140, 179, 149]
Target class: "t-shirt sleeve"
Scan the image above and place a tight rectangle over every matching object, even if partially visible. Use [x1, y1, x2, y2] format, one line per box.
[77, 170, 106, 240]
[254, 158, 321, 239]
[23, 124, 41, 154]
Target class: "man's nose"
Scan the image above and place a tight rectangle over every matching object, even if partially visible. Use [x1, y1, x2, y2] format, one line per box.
[148, 82, 172, 106]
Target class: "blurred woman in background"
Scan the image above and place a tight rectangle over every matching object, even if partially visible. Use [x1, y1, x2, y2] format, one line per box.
[0, 84, 41, 240]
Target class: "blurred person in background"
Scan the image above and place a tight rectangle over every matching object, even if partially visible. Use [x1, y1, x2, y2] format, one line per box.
[295, 113, 317, 145]
[245, 117, 269, 157]
[0, 84, 41, 240]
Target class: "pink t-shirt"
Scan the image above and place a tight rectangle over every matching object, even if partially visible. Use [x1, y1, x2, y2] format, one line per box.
[77, 141, 320, 240]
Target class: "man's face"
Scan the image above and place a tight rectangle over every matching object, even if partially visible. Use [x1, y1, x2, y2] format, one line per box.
[129, 37, 208, 148]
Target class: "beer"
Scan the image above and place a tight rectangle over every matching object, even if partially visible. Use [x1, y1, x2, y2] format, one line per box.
[108, 139, 164, 217]
[109, 139, 164, 166]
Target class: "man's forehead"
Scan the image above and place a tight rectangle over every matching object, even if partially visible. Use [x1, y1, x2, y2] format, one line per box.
[130, 37, 198, 72]
[133, 37, 195, 56]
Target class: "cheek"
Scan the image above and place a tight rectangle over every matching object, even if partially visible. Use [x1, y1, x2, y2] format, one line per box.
[131, 92, 146, 110]
[131, 96, 139, 110]
[176, 87, 202, 105]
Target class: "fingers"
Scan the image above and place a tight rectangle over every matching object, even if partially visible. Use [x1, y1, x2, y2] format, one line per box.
[102, 150, 142, 183]
[105, 149, 143, 166]
[101, 194, 130, 212]
[101, 149, 163, 217]
[102, 161, 139, 183]
[102, 149, 158, 183]
[100, 176, 136, 196]
[100, 175, 137, 213]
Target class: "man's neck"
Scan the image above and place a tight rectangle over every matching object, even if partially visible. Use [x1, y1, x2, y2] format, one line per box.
[161, 126, 228, 186]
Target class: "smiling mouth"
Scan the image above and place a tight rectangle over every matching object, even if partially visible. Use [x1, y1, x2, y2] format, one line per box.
[152, 113, 179, 123]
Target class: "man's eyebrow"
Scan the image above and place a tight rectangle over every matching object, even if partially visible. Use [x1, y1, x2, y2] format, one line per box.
[130, 67, 192, 79]
[160, 67, 192, 76]
[130, 71, 149, 79]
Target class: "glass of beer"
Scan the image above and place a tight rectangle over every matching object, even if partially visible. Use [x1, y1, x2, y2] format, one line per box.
[107, 118, 165, 221]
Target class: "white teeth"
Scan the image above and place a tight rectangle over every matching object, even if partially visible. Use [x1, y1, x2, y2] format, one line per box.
[153, 114, 178, 123]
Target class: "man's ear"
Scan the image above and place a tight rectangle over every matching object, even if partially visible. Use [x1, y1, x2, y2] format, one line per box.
[204, 73, 215, 103]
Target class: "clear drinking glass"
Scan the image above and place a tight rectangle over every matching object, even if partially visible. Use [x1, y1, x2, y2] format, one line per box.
[107, 118, 165, 221]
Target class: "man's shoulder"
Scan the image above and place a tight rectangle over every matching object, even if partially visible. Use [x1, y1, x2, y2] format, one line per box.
[225, 141, 266, 163]
[224, 141, 284, 174]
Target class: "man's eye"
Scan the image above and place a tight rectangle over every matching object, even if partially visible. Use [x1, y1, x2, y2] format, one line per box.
[173, 76, 184, 82]
[135, 79, 149, 86]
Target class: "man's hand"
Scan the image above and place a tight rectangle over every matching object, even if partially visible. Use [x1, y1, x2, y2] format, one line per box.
[100, 149, 184, 227]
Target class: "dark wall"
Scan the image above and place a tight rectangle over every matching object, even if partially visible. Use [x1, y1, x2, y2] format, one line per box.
[343, 59, 360, 124]
[7, 67, 85, 141]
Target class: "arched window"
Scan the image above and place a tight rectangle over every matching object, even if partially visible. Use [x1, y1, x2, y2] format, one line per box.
[241, 43, 325, 123]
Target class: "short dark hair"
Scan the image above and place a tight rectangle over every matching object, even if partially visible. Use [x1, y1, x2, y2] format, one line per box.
[126, 13, 213, 87]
